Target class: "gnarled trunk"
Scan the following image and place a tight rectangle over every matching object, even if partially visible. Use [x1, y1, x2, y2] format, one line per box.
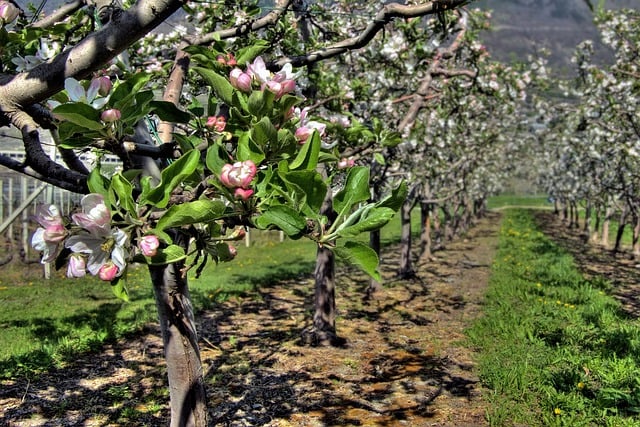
[149, 258, 207, 427]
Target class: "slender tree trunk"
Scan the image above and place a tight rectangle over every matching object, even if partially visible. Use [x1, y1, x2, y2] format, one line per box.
[601, 205, 613, 249]
[366, 228, 383, 296]
[398, 197, 415, 279]
[613, 205, 629, 253]
[418, 201, 433, 263]
[302, 188, 340, 346]
[591, 207, 601, 244]
[149, 256, 207, 427]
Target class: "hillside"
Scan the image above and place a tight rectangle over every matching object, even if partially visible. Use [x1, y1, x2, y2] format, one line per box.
[476, 0, 640, 76]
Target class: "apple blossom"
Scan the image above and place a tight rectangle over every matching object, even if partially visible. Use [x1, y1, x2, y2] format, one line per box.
[206, 115, 226, 132]
[229, 68, 252, 92]
[220, 160, 257, 189]
[295, 107, 326, 143]
[234, 188, 254, 200]
[337, 158, 356, 169]
[101, 108, 121, 122]
[98, 262, 119, 281]
[0, 0, 19, 25]
[139, 235, 160, 257]
[72, 194, 111, 236]
[31, 204, 66, 263]
[67, 254, 87, 278]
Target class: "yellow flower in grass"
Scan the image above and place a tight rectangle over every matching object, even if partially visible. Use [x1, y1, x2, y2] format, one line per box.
[577, 382, 585, 390]
[554, 408, 562, 415]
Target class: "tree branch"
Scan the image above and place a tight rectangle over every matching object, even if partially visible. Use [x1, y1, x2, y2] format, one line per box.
[273, 0, 469, 68]
[30, 0, 87, 29]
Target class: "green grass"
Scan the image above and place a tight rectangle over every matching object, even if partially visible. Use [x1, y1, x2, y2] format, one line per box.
[0, 212, 419, 379]
[468, 209, 640, 426]
[486, 194, 552, 210]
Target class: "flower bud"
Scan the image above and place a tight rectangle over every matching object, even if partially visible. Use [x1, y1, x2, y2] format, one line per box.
[67, 254, 86, 278]
[337, 158, 355, 169]
[228, 227, 246, 241]
[220, 160, 257, 189]
[101, 108, 121, 123]
[139, 235, 160, 257]
[206, 115, 226, 132]
[95, 76, 112, 96]
[0, 1, 19, 25]
[229, 68, 252, 92]
[98, 262, 119, 281]
[234, 188, 254, 200]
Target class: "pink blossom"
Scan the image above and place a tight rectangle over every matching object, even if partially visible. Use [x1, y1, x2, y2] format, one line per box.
[228, 227, 246, 241]
[139, 235, 160, 257]
[67, 254, 87, 278]
[101, 108, 121, 122]
[31, 204, 66, 263]
[220, 160, 257, 189]
[247, 57, 271, 83]
[229, 68, 252, 92]
[206, 115, 226, 132]
[98, 262, 119, 281]
[295, 107, 326, 143]
[228, 245, 237, 258]
[337, 158, 356, 169]
[72, 194, 111, 236]
[92, 76, 112, 97]
[234, 188, 254, 200]
[0, 1, 19, 24]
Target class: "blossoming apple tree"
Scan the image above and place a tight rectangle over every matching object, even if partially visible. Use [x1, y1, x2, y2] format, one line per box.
[0, 0, 471, 424]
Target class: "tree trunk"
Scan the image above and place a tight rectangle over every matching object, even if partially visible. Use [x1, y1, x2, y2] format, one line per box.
[301, 188, 341, 346]
[366, 228, 383, 297]
[418, 201, 433, 263]
[149, 257, 207, 427]
[613, 205, 628, 253]
[398, 197, 415, 279]
[601, 205, 613, 249]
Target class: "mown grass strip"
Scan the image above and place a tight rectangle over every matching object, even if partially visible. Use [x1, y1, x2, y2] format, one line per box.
[468, 209, 640, 426]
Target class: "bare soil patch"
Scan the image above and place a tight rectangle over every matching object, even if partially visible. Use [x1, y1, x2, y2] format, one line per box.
[1, 212, 502, 427]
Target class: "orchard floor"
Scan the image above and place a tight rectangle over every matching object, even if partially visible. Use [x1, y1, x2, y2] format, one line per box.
[3, 213, 500, 426]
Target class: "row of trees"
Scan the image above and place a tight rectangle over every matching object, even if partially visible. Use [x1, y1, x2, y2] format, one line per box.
[1, 0, 548, 424]
[532, 8, 640, 256]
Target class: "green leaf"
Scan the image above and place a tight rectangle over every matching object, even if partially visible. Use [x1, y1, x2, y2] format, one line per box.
[111, 275, 129, 301]
[333, 241, 381, 282]
[111, 73, 151, 109]
[205, 143, 229, 175]
[373, 152, 386, 165]
[52, 103, 103, 130]
[254, 205, 307, 239]
[289, 130, 320, 171]
[336, 207, 395, 237]
[193, 67, 234, 105]
[247, 89, 274, 118]
[251, 116, 278, 146]
[281, 170, 327, 215]
[139, 149, 200, 208]
[150, 100, 192, 123]
[156, 199, 227, 231]
[376, 181, 408, 212]
[235, 40, 270, 65]
[111, 173, 137, 215]
[145, 244, 187, 265]
[333, 166, 371, 216]
[87, 168, 112, 204]
[237, 132, 266, 165]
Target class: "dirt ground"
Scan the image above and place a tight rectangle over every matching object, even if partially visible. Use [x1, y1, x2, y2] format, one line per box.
[0, 213, 503, 426]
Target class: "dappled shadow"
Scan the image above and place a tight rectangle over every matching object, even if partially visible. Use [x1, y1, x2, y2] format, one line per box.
[534, 211, 640, 318]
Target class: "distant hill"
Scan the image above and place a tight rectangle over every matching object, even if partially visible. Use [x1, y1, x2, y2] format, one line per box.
[475, 0, 640, 76]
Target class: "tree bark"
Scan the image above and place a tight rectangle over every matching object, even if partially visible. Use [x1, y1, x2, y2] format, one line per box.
[613, 205, 628, 253]
[149, 243, 207, 427]
[418, 201, 433, 263]
[398, 197, 415, 279]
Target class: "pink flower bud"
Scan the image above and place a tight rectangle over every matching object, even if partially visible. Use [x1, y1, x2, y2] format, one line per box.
[234, 188, 254, 200]
[67, 254, 86, 278]
[98, 262, 119, 281]
[229, 68, 252, 92]
[220, 160, 257, 189]
[95, 76, 112, 96]
[228, 227, 246, 240]
[139, 235, 160, 257]
[0, 1, 19, 24]
[206, 115, 226, 132]
[101, 108, 121, 123]
[228, 245, 237, 258]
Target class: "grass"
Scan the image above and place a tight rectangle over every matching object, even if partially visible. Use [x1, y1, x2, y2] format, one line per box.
[486, 194, 551, 210]
[0, 212, 419, 379]
[468, 209, 640, 426]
